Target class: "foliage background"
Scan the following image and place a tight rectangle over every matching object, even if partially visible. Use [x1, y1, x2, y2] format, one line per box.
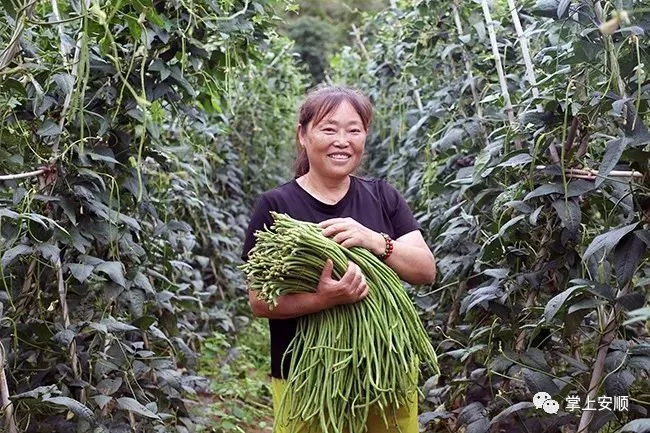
[1, 0, 650, 432]
[331, 0, 650, 431]
[0, 0, 304, 431]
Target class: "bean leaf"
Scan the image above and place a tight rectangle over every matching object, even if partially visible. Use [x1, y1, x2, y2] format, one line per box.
[117, 397, 160, 419]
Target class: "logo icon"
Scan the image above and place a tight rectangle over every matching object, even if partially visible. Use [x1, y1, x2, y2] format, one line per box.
[533, 391, 559, 414]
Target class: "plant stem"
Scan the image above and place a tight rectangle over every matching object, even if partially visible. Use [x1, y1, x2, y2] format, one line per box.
[57, 256, 85, 403]
[351, 24, 369, 62]
[577, 284, 629, 432]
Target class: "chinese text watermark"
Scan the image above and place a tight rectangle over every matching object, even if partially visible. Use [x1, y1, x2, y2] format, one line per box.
[533, 392, 629, 415]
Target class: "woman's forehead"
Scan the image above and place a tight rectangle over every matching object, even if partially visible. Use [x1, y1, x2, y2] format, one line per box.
[313, 101, 363, 126]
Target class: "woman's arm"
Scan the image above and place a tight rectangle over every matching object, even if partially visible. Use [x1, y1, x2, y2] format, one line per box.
[249, 259, 369, 319]
[249, 290, 329, 319]
[320, 218, 436, 285]
[377, 230, 436, 285]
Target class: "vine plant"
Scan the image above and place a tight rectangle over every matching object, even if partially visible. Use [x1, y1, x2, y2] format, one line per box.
[0, 0, 304, 431]
[332, 0, 650, 431]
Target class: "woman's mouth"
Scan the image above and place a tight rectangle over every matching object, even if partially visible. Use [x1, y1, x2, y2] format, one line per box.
[328, 153, 351, 161]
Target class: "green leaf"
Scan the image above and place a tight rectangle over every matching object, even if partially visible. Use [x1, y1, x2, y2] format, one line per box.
[116, 397, 160, 419]
[52, 73, 75, 97]
[96, 378, 123, 395]
[1, 245, 34, 268]
[524, 184, 563, 200]
[497, 153, 533, 168]
[125, 15, 142, 40]
[628, 356, 650, 372]
[93, 395, 112, 410]
[617, 292, 646, 311]
[584, 223, 638, 261]
[596, 137, 630, 187]
[498, 214, 526, 237]
[522, 368, 560, 395]
[551, 198, 581, 235]
[567, 298, 608, 314]
[533, 0, 560, 17]
[490, 402, 534, 425]
[604, 370, 635, 398]
[35, 244, 60, 266]
[99, 318, 138, 332]
[68, 263, 94, 283]
[44, 397, 94, 420]
[0, 208, 19, 219]
[544, 285, 583, 322]
[620, 418, 650, 432]
[95, 261, 126, 287]
[614, 233, 647, 287]
[133, 271, 155, 294]
[557, 0, 570, 18]
[566, 179, 596, 197]
[132, 317, 156, 333]
[36, 120, 61, 137]
[623, 307, 650, 325]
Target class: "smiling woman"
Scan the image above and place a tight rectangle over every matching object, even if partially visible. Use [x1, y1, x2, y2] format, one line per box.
[240, 85, 436, 432]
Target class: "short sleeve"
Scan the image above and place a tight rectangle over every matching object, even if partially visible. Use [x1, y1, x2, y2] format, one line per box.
[380, 180, 421, 239]
[241, 194, 274, 261]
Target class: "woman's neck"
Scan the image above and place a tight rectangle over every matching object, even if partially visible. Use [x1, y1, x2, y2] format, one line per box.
[299, 171, 351, 204]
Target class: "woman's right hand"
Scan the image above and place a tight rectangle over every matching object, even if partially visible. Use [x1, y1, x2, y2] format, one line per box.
[316, 259, 369, 308]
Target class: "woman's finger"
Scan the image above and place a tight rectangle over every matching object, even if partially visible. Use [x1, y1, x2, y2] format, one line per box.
[318, 218, 347, 229]
[340, 262, 357, 284]
[340, 237, 360, 248]
[359, 284, 369, 300]
[332, 230, 353, 244]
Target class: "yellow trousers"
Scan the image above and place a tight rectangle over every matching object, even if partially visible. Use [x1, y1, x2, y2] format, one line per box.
[270, 378, 418, 433]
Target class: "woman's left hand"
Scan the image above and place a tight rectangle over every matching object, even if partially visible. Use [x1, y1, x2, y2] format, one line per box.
[319, 217, 385, 255]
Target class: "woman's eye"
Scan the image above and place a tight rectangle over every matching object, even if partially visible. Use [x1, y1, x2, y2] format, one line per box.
[323, 128, 336, 133]
[350, 129, 361, 134]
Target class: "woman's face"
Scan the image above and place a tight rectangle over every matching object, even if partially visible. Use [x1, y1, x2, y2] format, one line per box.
[299, 100, 367, 180]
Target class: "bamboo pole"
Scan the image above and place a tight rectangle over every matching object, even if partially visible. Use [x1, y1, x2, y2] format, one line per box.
[0, 169, 46, 181]
[0, 344, 17, 433]
[535, 165, 644, 179]
[506, 0, 541, 106]
[481, 0, 519, 148]
[452, 0, 482, 118]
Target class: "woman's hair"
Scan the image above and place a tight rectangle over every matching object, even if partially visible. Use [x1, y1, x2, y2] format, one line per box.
[293, 85, 373, 178]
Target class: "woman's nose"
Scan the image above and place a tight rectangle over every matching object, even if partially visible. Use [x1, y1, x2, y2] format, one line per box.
[334, 130, 349, 145]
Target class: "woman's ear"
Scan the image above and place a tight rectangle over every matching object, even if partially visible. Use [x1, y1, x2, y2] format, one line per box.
[297, 124, 306, 147]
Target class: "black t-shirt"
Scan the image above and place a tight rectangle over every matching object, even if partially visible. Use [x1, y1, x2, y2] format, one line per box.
[241, 175, 420, 378]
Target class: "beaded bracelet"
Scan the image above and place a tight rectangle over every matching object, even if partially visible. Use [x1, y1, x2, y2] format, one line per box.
[378, 232, 394, 260]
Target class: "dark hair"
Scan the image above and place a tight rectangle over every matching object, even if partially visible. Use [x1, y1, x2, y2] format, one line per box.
[293, 85, 373, 178]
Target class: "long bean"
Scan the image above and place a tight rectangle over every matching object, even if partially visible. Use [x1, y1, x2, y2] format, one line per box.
[239, 212, 438, 433]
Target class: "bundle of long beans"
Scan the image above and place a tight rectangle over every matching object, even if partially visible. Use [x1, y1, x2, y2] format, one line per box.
[240, 212, 438, 433]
